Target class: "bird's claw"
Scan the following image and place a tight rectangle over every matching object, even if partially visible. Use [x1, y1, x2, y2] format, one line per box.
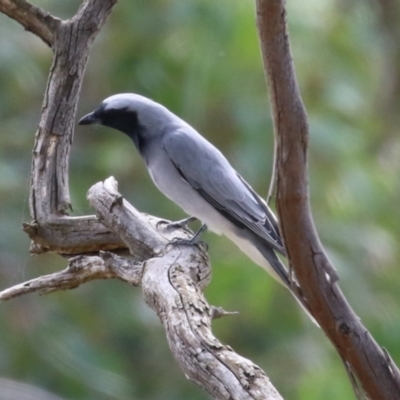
[166, 223, 208, 251]
[156, 216, 198, 232]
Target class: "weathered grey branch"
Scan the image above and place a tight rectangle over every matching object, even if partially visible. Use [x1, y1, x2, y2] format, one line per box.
[256, 1, 400, 399]
[22, 216, 126, 255]
[0, 0, 60, 47]
[0, 177, 284, 400]
[0, 0, 128, 256]
[89, 178, 284, 399]
[24, 0, 121, 256]
[87, 178, 168, 260]
[0, 255, 109, 301]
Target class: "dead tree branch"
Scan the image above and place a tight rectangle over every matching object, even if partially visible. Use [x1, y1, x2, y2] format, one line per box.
[0, 177, 284, 400]
[256, 1, 400, 399]
[26, 0, 126, 256]
[0, 253, 140, 301]
[0, 0, 125, 256]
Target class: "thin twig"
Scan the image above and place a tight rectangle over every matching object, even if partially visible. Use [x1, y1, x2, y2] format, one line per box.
[0, 256, 109, 301]
[0, 252, 143, 302]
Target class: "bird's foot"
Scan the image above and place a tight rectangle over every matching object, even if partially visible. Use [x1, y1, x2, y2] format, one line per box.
[157, 216, 198, 232]
[168, 224, 208, 251]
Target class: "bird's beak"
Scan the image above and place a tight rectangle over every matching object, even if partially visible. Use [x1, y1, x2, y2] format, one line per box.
[78, 112, 99, 125]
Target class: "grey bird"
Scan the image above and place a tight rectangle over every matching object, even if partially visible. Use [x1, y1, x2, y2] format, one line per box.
[79, 93, 301, 301]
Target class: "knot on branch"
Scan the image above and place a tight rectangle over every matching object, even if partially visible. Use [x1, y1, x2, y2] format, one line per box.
[337, 321, 352, 336]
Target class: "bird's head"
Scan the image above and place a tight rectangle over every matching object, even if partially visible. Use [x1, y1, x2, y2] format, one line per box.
[79, 93, 177, 151]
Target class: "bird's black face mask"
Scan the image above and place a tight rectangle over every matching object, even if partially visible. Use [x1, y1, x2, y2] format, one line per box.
[80, 105, 146, 153]
[100, 107, 141, 136]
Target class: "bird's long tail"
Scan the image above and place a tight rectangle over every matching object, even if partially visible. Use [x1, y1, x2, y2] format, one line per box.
[224, 228, 318, 324]
[252, 238, 318, 325]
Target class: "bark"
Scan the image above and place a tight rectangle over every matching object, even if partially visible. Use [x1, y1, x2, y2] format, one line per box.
[256, 1, 400, 399]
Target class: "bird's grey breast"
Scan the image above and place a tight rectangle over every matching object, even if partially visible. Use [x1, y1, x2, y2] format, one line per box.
[146, 141, 199, 211]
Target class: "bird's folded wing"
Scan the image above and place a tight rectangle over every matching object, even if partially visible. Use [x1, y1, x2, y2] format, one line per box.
[161, 128, 286, 255]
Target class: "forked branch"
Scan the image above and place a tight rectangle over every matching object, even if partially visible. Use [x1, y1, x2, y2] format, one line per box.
[0, 177, 284, 400]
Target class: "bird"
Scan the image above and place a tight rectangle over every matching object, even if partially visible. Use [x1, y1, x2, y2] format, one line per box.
[79, 93, 310, 315]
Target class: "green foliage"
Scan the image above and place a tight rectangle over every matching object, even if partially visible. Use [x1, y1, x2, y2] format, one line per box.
[1, 0, 399, 399]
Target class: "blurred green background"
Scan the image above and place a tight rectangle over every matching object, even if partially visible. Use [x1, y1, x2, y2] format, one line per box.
[1, 0, 399, 399]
